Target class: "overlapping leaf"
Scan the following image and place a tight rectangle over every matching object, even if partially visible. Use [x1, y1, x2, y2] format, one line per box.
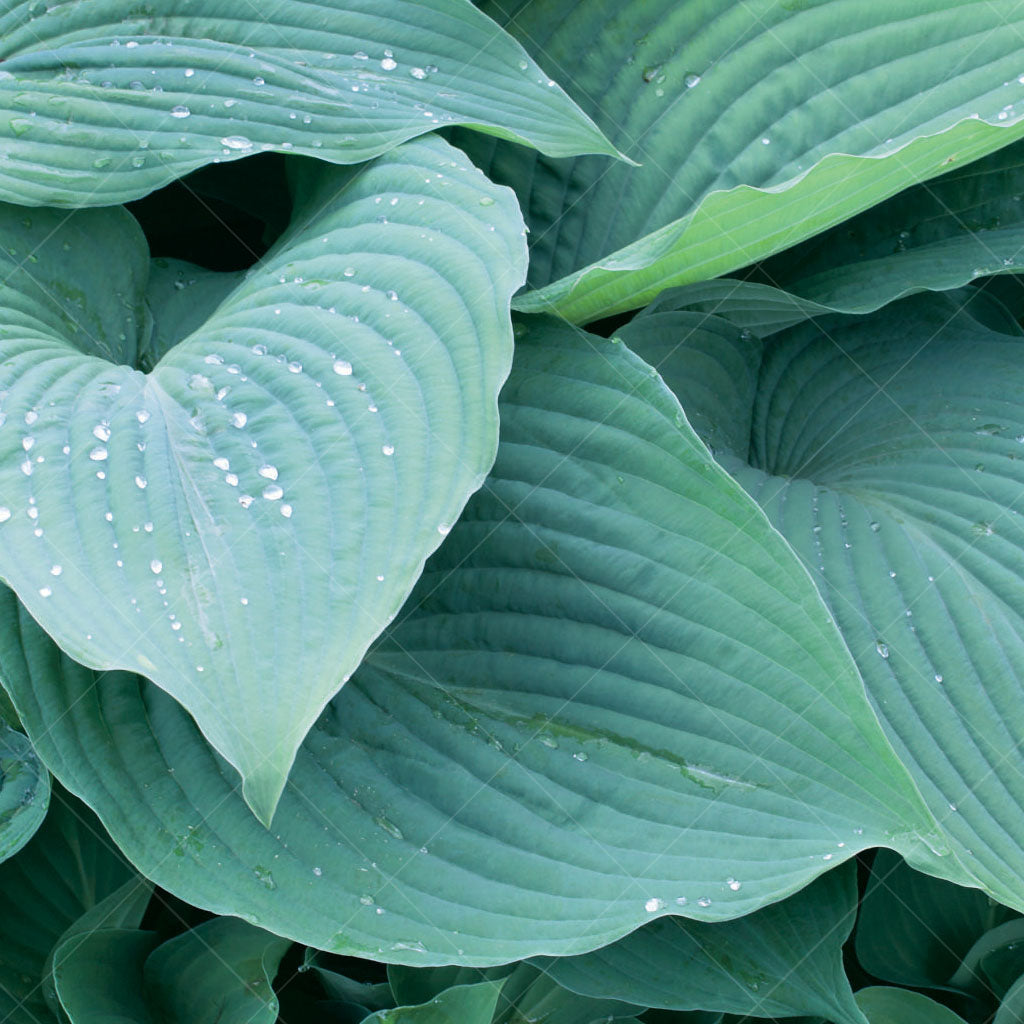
[620, 289, 1024, 908]
[0, 318, 943, 962]
[451, 0, 1024, 323]
[0, 134, 525, 825]
[531, 863, 866, 1024]
[0, 0, 619, 206]
[0, 723, 48, 864]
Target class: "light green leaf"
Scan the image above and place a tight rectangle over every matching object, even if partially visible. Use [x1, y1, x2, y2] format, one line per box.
[144, 918, 290, 1024]
[365, 981, 503, 1024]
[0, 722, 49, 864]
[949, 918, 1024, 998]
[758, 137, 1024, 314]
[0, 0, 619, 207]
[0, 790, 135, 1024]
[856, 988, 969, 1024]
[856, 849, 1015, 991]
[531, 863, 866, 1024]
[53, 929, 159, 1024]
[2, 318, 941, 962]
[640, 288, 1024, 907]
[0, 134, 526, 826]
[304, 950, 396, 1013]
[454, 0, 1024, 323]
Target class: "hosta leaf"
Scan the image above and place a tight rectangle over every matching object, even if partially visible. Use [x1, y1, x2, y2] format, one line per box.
[144, 918, 290, 1024]
[0, 134, 525, 825]
[1, 319, 940, 962]
[0, 0, 619, 207]
[856, 988, 969, 1024]
[364, 981, 503, 1024]
[43, 875, 153, 1019]
[53, 929, 158, 1024]
[530, 863, 866, 1024]
[388, 962, 640, 1023]
[994, 974, 1024, 1024]
[949, 918, 1024, 999]
[0, 722, 49, 864]
[455, 0, 1024, 323]
[757, 137, 1024, 313]
[856, 849, 1016, 990]
[631, 289, 1024, 907]
[0, 790, 134, 1024]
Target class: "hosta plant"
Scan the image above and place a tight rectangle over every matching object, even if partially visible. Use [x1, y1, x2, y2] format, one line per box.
[3, 0, 1024, 1021]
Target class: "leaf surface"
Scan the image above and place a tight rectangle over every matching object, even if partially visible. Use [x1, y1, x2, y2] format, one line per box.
[630, 289, 1024, 907]
[454, 0, 1024, 322]
[0, 723, 49, 865]
[0, 0, 618, 206]
[856, 988, 969, 1024]
[531, 863, 867, 1024]
[1, 319, 941, 962]
[0, 135, 525, 824]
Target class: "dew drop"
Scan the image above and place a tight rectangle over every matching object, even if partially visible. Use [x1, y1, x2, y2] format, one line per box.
[219, 135, 253, 150]
[280, 504, 293, 518]
[875, 640, 889, 659]
[644, 898, 663, 913]
[93, 423, 111, 442]
[225, 473, 239, 487]
[89, 446, 108, 461]
[258, 464, 278, 480]
[135, 475, 147, 489]
[38, 587, 51, 598]
[136, 409, 151, 424]
[935, 674, 943, 683]
[231, 412, 248, 428]
[437, 523, 451, 536]
[728, 878, 742, 891]
[382, 444, 395, 456]
[381, 56, 397, 71]
[333, 359, 353, 375]
[287, 360, 302, 373]
[697, 897, 712, 908]
[150, 559, 162, 574]
[213, 457, 230, 471]
[684, 72, 702, 87]
[50, 564, 62, 576]
[262, 484, 283, 501]
[170, 104, 191, 118]
[238, 494, 254, 508]
[0, 508, 9, 523]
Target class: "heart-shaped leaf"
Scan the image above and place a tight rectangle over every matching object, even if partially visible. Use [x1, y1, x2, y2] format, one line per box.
[453, 0, 1024, 323]
[0, 0, 619, 207]
[0, 318, 943, 963]
[619, 289, 1024, 909]
[0, 134, 526, 825]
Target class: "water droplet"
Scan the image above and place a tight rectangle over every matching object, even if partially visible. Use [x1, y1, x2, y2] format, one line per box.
[225, 473, 239, 487]
[0, 508, 10, 523]
[38, 587, 51, 598]
[287, 360, 302, 373]
[24, 411, 38, 426]
[333, 359, 353, 375]
[262, 484, 283, 501]
[21, 436, 34, 451]
[386, 290, 398, 301]
[220, 135, 253, 150]
[313, 866, 322, 876]
[869, 521, 881, 532]
[136, 409, 151, 424]
[697, 897, 712, 908]
[437, 523, 451, 536]
[170, 105, 191, 118]
[135, 475, 147, 489]
[761, 137, 771, 145]
[258, 465, 278, 480]
[150, 559, 162, 574]
[684, 72, 701, 87]
[50, 564, 62, 576]
[573, 751, 588, 762]
[876, 640, 889, 659]
[644, 897, 663, 913]
[213, 457, 230, 471]
[381, 56, 397, 71]
[238, 494, 254, 508]
[382, 444, 395, 456]
[253, 866, 276, 889]
[727, 878, 742, 891]
[93, 423, 111, 442]
[280, 504, 293, 518]
[89, 446, 108, 461]
[252, 76, 265, 86]
[410, 66, 427, 79]
[231, 412, 247, 429]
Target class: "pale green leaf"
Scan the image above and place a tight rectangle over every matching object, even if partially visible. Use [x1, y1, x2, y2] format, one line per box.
[0, 0, 619, 207]
[531, 863, 867, 1024]
[453, 0, 1024, 323]
[0, 318, 940, 962]
[0, 134, 526, 825]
